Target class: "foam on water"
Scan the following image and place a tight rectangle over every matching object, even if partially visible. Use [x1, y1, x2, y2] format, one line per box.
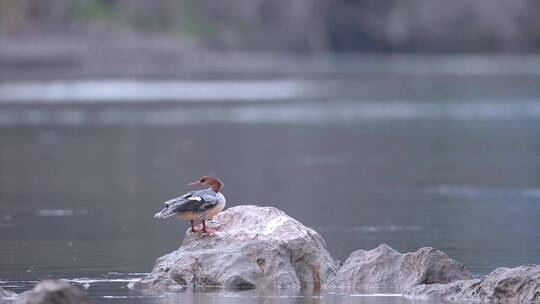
[64, 278, 142, 284]
[102, 295, 167, 299]
[349, 293, 403, 297]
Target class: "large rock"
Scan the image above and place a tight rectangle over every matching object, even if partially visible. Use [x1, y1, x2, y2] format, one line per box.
[333, 244, 473, 292]
[135, 205, 338, 290]
[408, 265, 540, 303]
[0, 287, 17, 300]
[16, 280, 91, 304]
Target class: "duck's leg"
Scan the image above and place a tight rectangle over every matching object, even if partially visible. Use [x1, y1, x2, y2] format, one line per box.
[202, 220, 216, 233]
[191, 220, 201, 232]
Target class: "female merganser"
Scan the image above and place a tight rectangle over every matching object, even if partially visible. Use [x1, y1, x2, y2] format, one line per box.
[154, 175, 226, 233]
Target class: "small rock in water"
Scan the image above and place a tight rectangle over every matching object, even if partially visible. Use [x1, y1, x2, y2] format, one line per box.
[135, 205, 338, 290]
[408, 264, 540, 303]
[333, 244, 473, 292]
[0, 286, 17, 300]
[16, 280, 91, 304]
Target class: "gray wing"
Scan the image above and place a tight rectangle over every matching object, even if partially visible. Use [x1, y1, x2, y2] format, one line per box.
[164, 191, 194, 204]
[171, 189, 218, 213]
[155, 189, 218, 218]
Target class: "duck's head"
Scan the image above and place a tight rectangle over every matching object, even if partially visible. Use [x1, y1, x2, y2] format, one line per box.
[188, 175, 224, 192]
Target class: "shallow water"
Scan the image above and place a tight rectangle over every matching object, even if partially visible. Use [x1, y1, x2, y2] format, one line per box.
[1, 57, 540, 303]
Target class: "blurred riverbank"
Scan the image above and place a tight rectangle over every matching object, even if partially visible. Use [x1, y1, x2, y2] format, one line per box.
[3, 33, 540, 83]
[2, 0, 540, 55]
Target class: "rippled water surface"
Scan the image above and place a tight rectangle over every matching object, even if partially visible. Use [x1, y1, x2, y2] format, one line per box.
[1, 57, 540, 303]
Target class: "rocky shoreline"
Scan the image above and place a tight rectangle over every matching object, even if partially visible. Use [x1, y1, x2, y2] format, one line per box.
[2, 205, 539, 303]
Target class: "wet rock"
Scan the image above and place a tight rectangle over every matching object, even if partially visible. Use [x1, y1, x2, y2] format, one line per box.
[408, 265, 540, 303]
[135, 205, 338, 290]
[16, 280, 91, 304]
[0, 287, 17, 300]
[333, 244, 473, 291]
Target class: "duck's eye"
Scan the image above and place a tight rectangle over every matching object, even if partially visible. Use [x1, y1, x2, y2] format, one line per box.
[200, 179, 206, 183]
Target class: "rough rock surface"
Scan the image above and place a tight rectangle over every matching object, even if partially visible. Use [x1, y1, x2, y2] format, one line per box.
[0, 287, 17, 300]
[333, 244, 473, 291]
[408, 265, 540, 303]
[16, 280, 91, 304]
[135, 205, 338, 290]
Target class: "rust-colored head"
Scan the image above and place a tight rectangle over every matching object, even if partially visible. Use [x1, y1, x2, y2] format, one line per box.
[188, 175, 224, 192]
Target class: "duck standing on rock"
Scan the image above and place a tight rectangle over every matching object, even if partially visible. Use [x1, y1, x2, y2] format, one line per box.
[154, 175, 226, 233]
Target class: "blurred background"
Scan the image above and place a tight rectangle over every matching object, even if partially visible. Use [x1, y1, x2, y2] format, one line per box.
[1, 0, 540, 300]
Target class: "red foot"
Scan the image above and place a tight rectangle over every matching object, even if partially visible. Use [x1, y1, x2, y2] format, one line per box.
[190, 220, 202, 233]
[202, 226, 216, 233]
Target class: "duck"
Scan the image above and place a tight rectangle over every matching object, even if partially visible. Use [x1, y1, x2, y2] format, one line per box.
[154, 175, 226, 233]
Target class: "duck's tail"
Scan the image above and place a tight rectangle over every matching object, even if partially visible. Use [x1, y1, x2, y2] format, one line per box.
[154, 205, 176, 219]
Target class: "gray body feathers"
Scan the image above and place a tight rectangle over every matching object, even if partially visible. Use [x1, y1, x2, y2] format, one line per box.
[154, 189, 225, 219]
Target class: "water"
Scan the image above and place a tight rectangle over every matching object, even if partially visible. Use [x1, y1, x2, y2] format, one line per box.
[1, 56, 540, 303]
